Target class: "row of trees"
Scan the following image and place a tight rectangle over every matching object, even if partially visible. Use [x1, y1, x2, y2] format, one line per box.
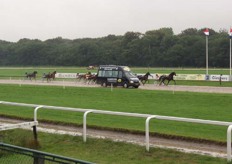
[0, 27, 230, 67]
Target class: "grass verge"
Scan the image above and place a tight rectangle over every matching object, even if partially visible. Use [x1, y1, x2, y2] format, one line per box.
[0, 129, 229, 164]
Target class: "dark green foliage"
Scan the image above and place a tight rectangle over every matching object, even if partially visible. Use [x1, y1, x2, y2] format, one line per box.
[0, 28, 230, 67]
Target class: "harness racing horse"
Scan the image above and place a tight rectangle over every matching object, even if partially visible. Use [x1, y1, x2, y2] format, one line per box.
[76, 73, 88, 82]
[137, 72, 153, 85]
[85, 74, 98, 84]
[76, 72, 93, 83]
[84, 72, 97, 84]
[87, 65, 95, 70]
[42, 71, 57, 82]
[158, 72, 176, 86]
[25, 71, 38, 80]
[49, 71, 56, 80]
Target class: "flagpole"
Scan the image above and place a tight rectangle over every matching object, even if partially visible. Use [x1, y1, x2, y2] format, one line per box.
[230, 37, 231, 76]
[206, 35, 208, 75]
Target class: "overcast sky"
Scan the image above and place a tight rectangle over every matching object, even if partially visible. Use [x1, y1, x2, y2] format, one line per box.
[0, 0, 231, 42]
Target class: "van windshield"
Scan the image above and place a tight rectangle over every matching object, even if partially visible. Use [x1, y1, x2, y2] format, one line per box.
[125, 71, 137, 78]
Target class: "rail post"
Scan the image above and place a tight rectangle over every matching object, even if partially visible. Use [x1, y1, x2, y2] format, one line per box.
[227, 125, 232, 162]
[33, 106, 43, 141]
[34, 106, 44, 122]
[83, 110, 93, 142]
[145, 115, 157, 151]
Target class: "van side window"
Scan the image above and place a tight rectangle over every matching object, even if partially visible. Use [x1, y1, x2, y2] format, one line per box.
[106, 71, 111, 77]
[98, 70, 118, 77]
[118, 71, 122, 78]
[98, 70, 104, 77]
[112, 71, 118, 77]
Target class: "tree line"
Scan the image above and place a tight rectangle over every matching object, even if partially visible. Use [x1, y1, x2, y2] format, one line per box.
[0, 27, 230, 67]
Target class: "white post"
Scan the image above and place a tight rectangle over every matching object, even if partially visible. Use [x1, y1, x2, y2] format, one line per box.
[19, 79, 22, 87]
[83, 110, 93, 142]
[145, 116, 157, 151]
[230, 38, 231, 76]
[63, 80, 65, 89]
[34, 106, 44, 122]
[227, 125, 232, 162]
[206, 35, 209, 75]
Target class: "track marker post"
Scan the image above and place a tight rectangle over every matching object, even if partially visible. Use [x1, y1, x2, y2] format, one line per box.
[63, 80, 65, 89]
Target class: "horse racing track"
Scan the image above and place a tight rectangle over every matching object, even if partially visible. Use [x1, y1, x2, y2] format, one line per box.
[0, 79, 232, 94]
[0, 79, 232, 162]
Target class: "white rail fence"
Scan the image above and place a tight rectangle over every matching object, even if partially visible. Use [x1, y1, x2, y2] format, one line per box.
[1, 101, 232, 161]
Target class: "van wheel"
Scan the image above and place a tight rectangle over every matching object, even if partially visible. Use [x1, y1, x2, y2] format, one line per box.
[102, 81, 107, 87]
[123, 83, 128, 88]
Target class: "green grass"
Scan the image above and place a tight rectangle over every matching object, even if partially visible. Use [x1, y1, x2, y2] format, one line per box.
[0, 129, 228, 164]
[0, 84, 232, 142]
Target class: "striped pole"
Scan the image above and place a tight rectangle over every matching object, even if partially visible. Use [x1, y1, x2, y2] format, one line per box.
[230, 37, 231, 76]
[206, 35, 209, 75]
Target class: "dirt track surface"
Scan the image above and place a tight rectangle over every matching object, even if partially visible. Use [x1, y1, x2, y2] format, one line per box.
[0, 79, 231, 158]
[141, 84, 232, 94]
[0, 79, 232, 94]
